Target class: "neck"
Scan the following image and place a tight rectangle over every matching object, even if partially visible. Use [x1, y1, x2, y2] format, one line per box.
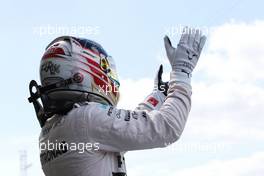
[87, 94, 111, 106]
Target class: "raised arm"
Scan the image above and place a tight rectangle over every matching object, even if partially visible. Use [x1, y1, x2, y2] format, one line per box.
[82, 27, 206, 152]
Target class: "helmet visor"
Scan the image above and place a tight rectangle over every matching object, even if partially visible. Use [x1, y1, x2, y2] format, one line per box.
[106, 56, 120, 87]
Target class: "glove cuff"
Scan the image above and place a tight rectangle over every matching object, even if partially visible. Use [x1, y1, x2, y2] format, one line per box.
[169, 71, 191, 90]
[136, 90, 166, 111]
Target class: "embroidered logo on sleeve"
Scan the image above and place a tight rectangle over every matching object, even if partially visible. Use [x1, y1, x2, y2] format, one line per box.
[147, 97, 159, 107]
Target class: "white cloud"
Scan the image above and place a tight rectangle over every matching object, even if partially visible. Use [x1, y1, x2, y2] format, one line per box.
[118, 78, 154, 109]
[173, 152, 264, 176]
[187, 80, 264, 141]
[196, 20, 264, 82]
[127, 151, 264, 176]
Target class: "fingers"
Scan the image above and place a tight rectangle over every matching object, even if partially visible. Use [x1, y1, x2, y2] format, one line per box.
[158, 64, 163, 79]
[180, 27, 189, 44]
[155, 64, 163, 85]
[164, 35, 173, 53]
[157, 64, 163, 81]
[181, 27, 206, 53]
[199, 35, 207, 53]
[194, 29, 202, 51]
[188, 29, 196, 47]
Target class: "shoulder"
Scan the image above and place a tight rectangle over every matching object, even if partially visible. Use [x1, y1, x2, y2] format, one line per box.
[67, 102, 113, 122]
[71, 102, 111, 113]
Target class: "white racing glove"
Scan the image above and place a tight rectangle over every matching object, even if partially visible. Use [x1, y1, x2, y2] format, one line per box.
[164, 27, 206, 85]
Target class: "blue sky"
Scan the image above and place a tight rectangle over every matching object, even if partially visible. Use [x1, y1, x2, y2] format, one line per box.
[0, 0, 264, 175]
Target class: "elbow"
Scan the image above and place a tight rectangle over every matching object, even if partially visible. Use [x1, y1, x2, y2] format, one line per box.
[148, 110, 187, 148]
[162, 129, 182, 148]
[155, 121, 184, 148]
